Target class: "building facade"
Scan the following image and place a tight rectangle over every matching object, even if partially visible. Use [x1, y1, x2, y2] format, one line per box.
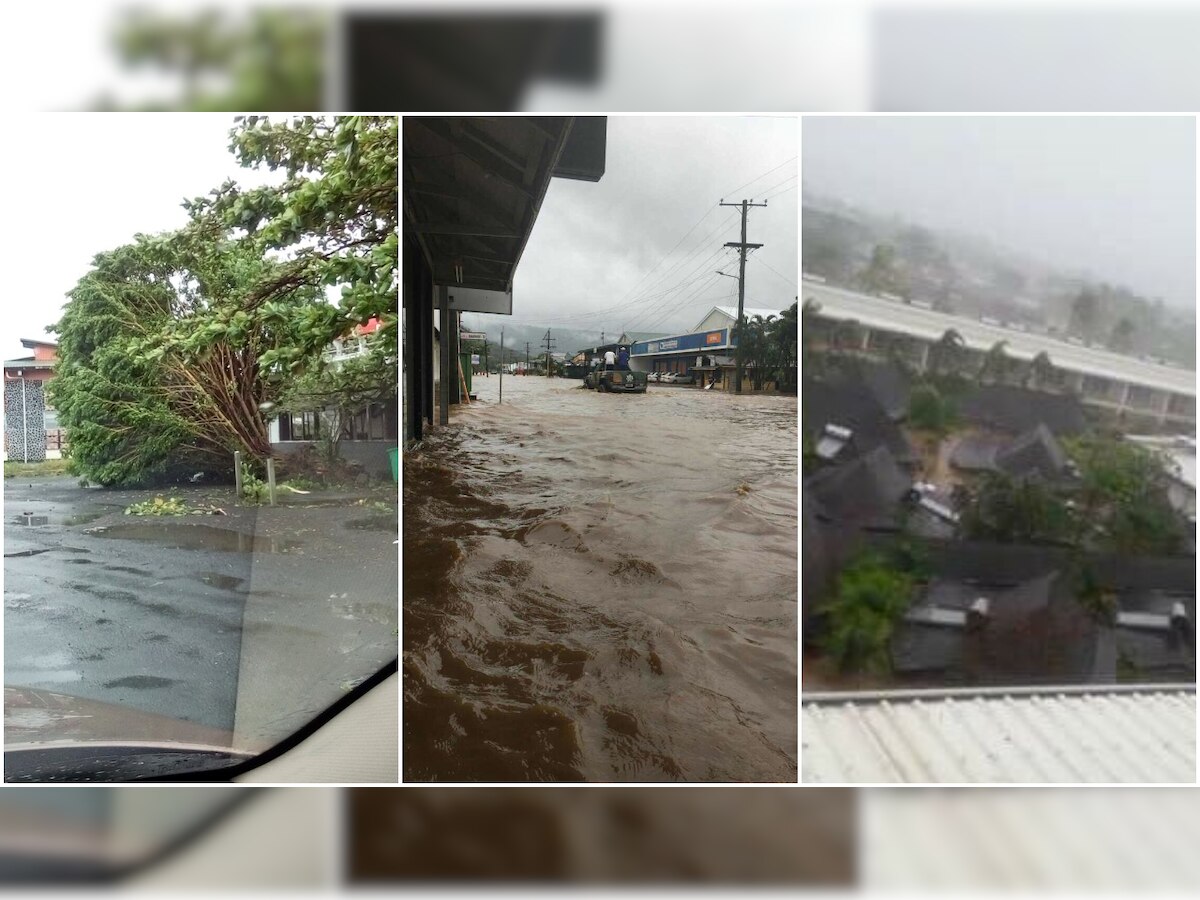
[804, 277, 1196, 428]
[268, 318, 399, 478]
[3, 338, 59, 462]
[629, 305, 786, 387]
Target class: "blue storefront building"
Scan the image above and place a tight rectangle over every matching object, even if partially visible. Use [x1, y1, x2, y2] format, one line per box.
[629, 306, 783, 387]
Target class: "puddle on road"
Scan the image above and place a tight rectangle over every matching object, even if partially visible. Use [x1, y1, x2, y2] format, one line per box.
[90, 523, 302, 554]
[102, 675, 176, 690]
[5, 546, 91, 559]
[194, 571, 245, 590]
[63, 510, 106, 526]
[20, 653, 84, 684]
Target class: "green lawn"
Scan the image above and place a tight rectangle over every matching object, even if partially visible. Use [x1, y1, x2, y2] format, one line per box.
[4, 458, 72, 478]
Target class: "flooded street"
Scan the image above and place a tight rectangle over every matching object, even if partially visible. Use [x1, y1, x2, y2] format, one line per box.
[403, 375, 797, 782]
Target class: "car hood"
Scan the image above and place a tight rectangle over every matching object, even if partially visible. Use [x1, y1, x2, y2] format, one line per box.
[5, 686, 237, 750]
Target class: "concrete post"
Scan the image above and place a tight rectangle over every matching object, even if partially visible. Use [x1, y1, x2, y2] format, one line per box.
[234, 450, 243, 500]
[438, 285, 450, 426]
[266, 457, 277, 506]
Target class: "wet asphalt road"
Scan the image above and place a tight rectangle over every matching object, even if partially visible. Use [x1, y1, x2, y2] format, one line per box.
[5, 476, 397, 751]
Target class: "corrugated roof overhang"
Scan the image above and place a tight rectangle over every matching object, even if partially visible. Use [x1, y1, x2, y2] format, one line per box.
[403, 116, 606, 295]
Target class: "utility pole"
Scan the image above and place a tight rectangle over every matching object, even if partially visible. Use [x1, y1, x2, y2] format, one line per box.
[524, 341, 531, 375]
[719, 197, 767, 393]
[543, 329, 556, 377]
[499, 328, 504, 404]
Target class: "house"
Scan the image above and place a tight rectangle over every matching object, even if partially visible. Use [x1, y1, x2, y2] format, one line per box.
[950, 423, 1074, 483]
[806, 445, 913, 533]
[268, 318, 398, 478]
[956, 384, 1087, 437]
[891, 570, 1119, 685]
[803, 375, 917, 467]
[887, 540, 1196, 686]
[3, 338, 60, 462]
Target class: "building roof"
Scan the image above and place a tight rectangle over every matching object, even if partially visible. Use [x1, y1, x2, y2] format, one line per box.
[20, 338, 57, 349]
[403, 117, 605, 292]
[993, 424, 1069, 479]
[802, 684, 1196, 783]
[951, 423, 1071, 481]
[957, 384, 1087, 436]
[699, 306, 788, 331]
[804, 278, 1196, 398]
[857, 360, 911, 421]
[807, 445, 913, 531]
[2, 358, 55, 371]
[863, 787, 1200, 889]
[619, 331, 668, 344]
[892, 571, 1122, 685]
[803, 375, 916, 464]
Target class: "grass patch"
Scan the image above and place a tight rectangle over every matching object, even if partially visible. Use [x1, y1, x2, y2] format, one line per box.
[4, 458, 72, 478]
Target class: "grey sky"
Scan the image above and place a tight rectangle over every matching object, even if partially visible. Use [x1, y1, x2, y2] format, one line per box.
[502, 116, 798, 337]
[7, 114, 280, 361]
[803, 116, 1196, 309]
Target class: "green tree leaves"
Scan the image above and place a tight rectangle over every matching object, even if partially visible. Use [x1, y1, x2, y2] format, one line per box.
[819, 552, 914, 673]
[51, 116, 397, 486]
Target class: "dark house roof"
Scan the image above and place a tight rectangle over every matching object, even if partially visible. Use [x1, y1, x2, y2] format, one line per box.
[950, 423, 1071, 482]
[994, 424, 1070, 480]
[806, 445, 912, 531]
[886, 539, 1196, 685]
[957, 385, 1087, 437]
[857, 360, 911, 421]
[892, 571, 1117, 686]
[803, 376, 916, 465]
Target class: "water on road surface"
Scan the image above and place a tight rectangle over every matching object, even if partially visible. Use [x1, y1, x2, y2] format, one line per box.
[404, 375, 798, 781]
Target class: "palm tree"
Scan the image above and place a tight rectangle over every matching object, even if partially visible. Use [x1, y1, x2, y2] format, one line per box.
[771, 301, 799, 391]
[979, 340, 1010, 384]
[1109, 317, 1136, 354]
[1026, 350, 1056, 390]
[1069, 287, 1099, 340]
[928, 328, 966, 376]
[802, 298, 825, 375]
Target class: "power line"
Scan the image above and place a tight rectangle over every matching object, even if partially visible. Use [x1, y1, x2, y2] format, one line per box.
[721, 155, 797, 201]
[760, 180, 798, 202]
[508, 213, 741, 329]
[623, 248, 738, 333]
[752, 254, 798, 288]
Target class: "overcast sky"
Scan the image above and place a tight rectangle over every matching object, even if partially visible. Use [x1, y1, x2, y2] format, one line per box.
[7, 114, 281, 360]
[499, 116, 798, 337]
[803, 116, 1196, 309]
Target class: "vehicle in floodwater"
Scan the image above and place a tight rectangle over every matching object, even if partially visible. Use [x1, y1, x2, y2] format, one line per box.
[583, 368, 648, 393]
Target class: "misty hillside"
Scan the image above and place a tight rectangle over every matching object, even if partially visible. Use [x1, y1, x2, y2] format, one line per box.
[458, 318, 661, 357]
[802, 191, 1196, 368]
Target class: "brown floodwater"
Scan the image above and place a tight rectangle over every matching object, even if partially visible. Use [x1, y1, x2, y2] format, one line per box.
[403, 375, 797, 782]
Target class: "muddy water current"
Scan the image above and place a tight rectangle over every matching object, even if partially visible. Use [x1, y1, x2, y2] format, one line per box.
[403, 375, 797, 781]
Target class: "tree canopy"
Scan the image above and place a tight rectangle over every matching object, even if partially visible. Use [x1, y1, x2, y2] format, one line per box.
[50, 116, 397, 485]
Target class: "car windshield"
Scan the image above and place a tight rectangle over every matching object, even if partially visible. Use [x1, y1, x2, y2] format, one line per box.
[4, 115, 397, 780]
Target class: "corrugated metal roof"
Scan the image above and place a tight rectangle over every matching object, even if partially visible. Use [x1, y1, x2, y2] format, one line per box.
[802, 685, 1195, 784]
[864, 788, 1200, 890]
